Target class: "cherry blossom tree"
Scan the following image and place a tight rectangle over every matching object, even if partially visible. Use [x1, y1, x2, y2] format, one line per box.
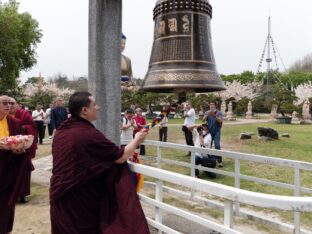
[23, 82, 75, 108]
[25, 83, 74, 97]
[294, 82, 312, 105]
[215, 80, 261, 101]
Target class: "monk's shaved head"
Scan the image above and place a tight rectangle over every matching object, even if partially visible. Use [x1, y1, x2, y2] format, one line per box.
[69, 92, 92, 118]
[9, 97, 16, 103]
[0, 95, 10, 101]
[8, 97, 18, 115]
[0, 95, 11, 118]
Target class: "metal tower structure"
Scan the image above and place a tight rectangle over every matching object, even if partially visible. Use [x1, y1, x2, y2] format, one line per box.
[256, 17, 287, 95]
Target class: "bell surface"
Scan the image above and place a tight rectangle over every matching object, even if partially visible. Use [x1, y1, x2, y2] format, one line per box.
[142, 0, 225, 93]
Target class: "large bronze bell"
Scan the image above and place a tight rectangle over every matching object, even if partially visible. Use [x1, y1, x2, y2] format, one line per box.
[141, 0, 225, 93]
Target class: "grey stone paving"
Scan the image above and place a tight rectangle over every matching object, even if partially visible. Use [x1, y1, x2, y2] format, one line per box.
[32, 155, 52, 186]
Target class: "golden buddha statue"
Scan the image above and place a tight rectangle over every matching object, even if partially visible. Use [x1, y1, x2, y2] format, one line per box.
[121, 34, 136, 92]
[121, 34, 133, 81]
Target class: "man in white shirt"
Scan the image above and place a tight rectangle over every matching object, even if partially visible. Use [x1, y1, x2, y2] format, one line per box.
[182, 101, 195, 156]
[32, 104, 45, 144]
[188, 124, 212, 178]
[120, 109, 137, 146]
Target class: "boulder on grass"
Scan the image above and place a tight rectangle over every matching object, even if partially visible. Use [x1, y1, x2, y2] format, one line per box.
[240, 133, 252, 140]
[257, 127, 279, 140]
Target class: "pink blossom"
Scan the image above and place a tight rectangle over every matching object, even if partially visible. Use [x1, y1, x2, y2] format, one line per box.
[294, 82, 312, 105]
[24, 83, 75, 100]
[215, 80, 261, 101]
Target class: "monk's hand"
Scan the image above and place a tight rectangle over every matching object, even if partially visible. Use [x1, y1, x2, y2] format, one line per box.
[135, 130, 148, 144]
[0, 142, 7, 150]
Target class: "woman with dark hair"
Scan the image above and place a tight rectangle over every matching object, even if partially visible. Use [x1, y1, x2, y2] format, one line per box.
[133, 108, 146, 155]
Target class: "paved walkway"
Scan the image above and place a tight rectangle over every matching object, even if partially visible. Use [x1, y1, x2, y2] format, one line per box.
[32, 155, 52, 185]
[168, 118, 269, 126]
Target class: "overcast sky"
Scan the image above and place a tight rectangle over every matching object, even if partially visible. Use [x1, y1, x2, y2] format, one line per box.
[16, 0, 312, 81]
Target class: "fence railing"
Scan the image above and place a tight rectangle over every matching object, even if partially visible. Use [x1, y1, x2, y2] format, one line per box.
[129, 162, 312, 234]
[137, 140, 312, 233]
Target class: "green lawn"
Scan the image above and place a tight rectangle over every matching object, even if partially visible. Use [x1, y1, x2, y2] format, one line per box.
[143, 121, 312, 229]
[221, 122, 312, 161]
[145, 122, 312, 190]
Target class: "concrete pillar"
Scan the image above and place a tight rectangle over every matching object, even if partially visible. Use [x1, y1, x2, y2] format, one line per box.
[89, 0, 122, 145]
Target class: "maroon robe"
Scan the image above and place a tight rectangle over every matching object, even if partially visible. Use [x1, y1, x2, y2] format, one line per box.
[50, 117, 149, 234]
[0, 115, 27, 234]
[14, 109, 37, 197]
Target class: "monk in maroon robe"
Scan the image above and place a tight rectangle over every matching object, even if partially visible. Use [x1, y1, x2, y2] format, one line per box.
[50, 92, 150, 234]
[0, 96, 28, 234]
[9, 97, 37, 202]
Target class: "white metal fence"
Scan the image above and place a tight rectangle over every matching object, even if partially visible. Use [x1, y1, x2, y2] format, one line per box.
[131, 140, 312, 234]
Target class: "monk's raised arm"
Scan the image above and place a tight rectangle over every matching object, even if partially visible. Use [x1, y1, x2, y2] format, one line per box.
[115, 130, 147, 164]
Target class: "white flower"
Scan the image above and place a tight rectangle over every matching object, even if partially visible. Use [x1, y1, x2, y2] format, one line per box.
[215, 80, 261, 101]
[23, 82, 75, 99]
[294, 82, 312, 105]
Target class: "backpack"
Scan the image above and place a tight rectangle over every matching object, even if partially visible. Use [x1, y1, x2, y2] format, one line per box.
[201, 156, 217, 178]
